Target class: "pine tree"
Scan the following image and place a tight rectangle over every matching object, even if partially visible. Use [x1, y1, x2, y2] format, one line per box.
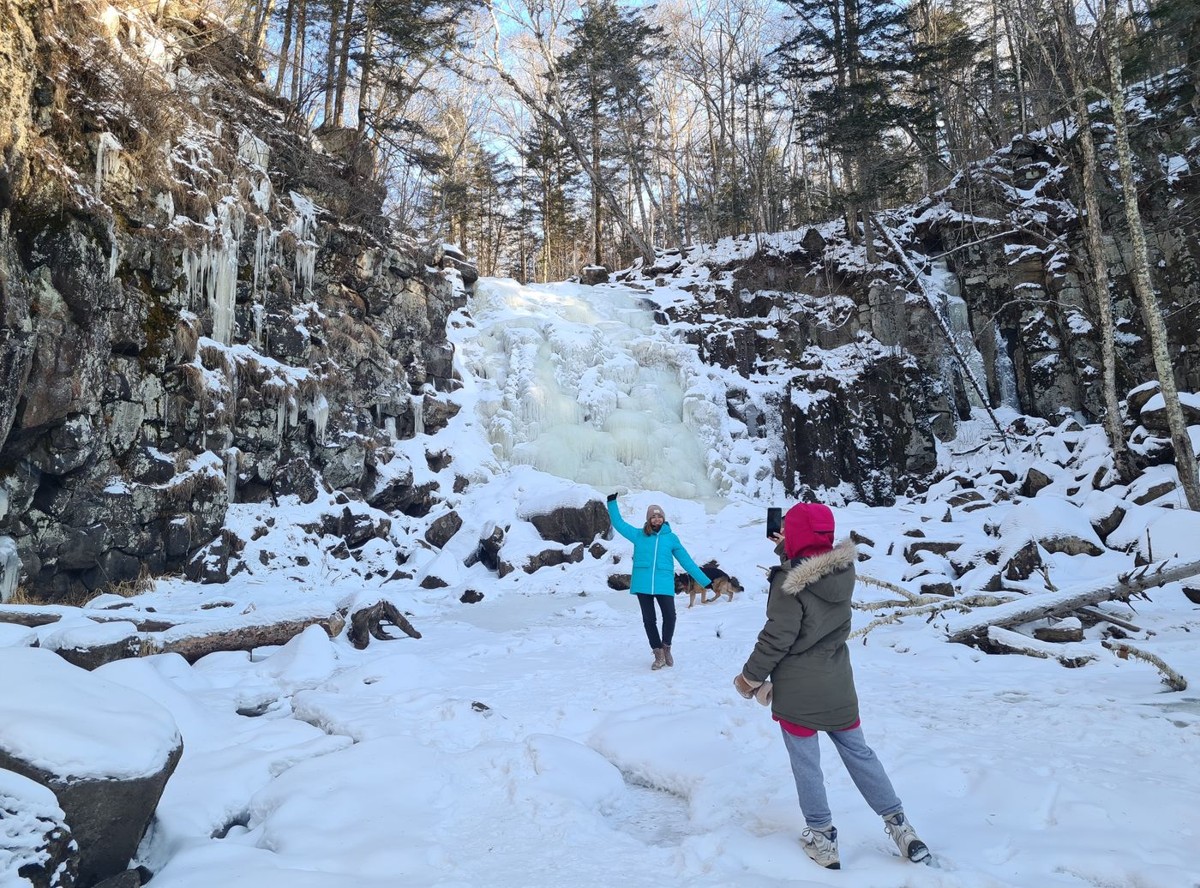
[519, 118, 585, 282]
[775, 0, 928, 236]
[555, 0, 667, 266]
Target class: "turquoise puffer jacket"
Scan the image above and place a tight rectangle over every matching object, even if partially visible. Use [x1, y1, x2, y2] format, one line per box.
[607, 500, 711, 596]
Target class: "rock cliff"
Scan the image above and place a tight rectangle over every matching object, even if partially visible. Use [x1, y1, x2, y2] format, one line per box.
[636, 71, 1198, 505]
[0, 0, 459, 600]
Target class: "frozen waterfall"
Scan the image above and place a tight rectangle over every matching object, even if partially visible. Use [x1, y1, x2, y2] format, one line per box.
[460, 280, 728, 501]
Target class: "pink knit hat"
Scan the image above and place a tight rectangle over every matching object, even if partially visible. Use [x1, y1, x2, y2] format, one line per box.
[783, 503, 835, 559]
[646, 505, 666, 521]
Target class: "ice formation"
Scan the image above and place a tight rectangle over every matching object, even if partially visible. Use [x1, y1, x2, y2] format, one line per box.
[464, 280, 725, 500]
[182, 200, 246, 346]
[94, 132, 123, 194]
[0, 532, 18, 605]
[289, 192, 318, 297]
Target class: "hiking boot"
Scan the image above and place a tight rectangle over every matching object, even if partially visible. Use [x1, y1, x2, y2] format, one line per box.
[800, 824, 839, 869]
[651, 648, 666, 670]
[883, 811, 929, 863]
[662, 645, 674, 667]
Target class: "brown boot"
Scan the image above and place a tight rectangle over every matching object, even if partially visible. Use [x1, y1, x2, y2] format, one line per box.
[662, 645, 674, 667]
[651, 648, 666, 670]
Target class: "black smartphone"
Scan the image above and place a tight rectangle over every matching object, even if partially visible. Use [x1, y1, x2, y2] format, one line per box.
[766, 507, 782, 538]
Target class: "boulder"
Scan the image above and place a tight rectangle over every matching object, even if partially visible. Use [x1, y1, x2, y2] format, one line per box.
[0, 648, 182, 887]
[1003, 540, 1043, 581]
[466, 523, 507, 576]
[579, 265, 609, 285]
[0, 768, 77, 888]
[522, 544, 585, 574]
[903, 540, 962, 564]
[1021, 465, 1055, 497]
[39, 621, 141, 670]
[526, 500, 609, 546]
[1138, 392, 1200, 433]
[607, 573, 631, 591]
[425, 510, 463, 549]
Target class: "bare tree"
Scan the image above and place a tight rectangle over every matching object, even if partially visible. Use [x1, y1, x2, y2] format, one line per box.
[1098, 0, 1200, 509]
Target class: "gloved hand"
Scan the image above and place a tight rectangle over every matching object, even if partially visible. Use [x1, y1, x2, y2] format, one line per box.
[755, 681, 773, 706]
[607, 492, 618, 502]
[733, 672, 762, 699]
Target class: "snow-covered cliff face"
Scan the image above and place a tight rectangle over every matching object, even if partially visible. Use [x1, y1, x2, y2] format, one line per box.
[630, 72, 1199, 505]
[0, 1, 458, 600]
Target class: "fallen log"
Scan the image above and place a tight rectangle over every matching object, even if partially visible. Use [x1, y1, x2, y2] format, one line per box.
[984, 626, 1097, 668]
[1075, 606, 1142, 634]
[347, 600, 422, 648]
[145, 607, 347, 664]
[945, 555, 1200, 647]
[1103, 640, 1187, 691]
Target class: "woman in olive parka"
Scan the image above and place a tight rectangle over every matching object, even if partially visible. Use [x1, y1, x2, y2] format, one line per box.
[733, 503, 930, 871]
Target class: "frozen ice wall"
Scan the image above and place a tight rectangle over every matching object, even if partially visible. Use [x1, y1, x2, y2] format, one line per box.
[463, 280, 723, 500]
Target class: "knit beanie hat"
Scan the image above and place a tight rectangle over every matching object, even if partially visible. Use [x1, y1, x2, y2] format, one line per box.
[783, 503, 835, 560]
[646, 505, 666, 521]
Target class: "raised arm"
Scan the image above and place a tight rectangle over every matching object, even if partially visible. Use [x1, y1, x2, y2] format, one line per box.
[606, 496, 639, 542]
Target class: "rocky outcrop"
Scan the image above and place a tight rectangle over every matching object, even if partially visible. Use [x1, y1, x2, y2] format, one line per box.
[0, 3, 460, 600]
[637, 73, 1197, 505]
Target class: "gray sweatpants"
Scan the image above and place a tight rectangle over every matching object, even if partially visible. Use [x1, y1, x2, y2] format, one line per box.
[781, 724, 903, 828]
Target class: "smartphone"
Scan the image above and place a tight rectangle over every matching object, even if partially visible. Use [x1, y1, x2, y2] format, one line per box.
[766, 507, 782, 538]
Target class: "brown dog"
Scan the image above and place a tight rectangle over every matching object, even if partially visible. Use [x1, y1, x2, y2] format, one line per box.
[675, 562, 743, 607]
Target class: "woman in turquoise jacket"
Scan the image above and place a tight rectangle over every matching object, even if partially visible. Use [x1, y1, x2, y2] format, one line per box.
[607, 494, 712, 670]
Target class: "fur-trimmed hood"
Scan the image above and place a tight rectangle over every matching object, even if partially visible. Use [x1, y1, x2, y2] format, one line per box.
[780, 539, 858, 602]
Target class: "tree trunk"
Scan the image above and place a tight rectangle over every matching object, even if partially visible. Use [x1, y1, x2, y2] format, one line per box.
[322, 0, 342, 124]
[346, 600, 422, 648]
[591, 95, 602, 267]
[1048, 0, 1133, 482]
[332, 0, 357, 126]
[357, 12, 375, 133]
[152, 611, 347, 663]
[274, 0, 295, 94]
[1102, 3, 1200, 510]
[945, 555, 1200, 645]
[290, 0, 308, 102]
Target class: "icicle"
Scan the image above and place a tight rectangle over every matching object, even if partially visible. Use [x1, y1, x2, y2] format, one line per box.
[274, 387, 288, 439]
[945, 292, 987, 409]
[208, 199, 244, 346]
[385, 416, 397, 440]
[95, 132, 123, 194]
[106, 221, 119, 280]
[310, 394, 330, 445]
[994, 322, 1020, 409]
[0, 534, 20, 604]
[182, 248, 203, 311]
[289, 191, 318, 297]
[412, 394, 425, 436]
[225, 447, 240, 504]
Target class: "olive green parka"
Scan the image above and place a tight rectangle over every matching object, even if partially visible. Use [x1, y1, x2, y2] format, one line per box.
[741, 539, 860, 731]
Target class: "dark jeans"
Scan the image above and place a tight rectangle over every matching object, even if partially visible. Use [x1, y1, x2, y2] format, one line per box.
[636, 593, 676, 649]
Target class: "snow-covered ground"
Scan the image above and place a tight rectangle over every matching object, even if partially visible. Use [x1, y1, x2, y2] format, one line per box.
[4, 277, 1200, 888]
